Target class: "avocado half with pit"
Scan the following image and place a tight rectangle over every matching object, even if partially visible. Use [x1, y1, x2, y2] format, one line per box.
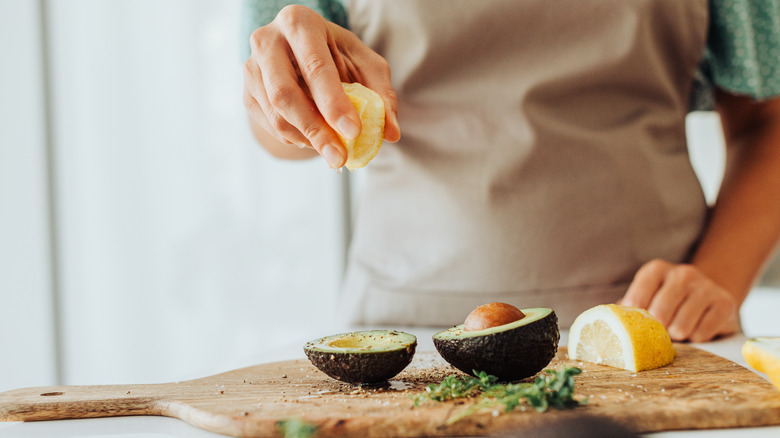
[304, 330, 417, 385]
[433, 307, 559, 381]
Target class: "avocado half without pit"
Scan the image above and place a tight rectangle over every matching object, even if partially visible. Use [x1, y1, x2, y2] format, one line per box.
[304, 330, 417, 385]
[433, 303, 559, 381]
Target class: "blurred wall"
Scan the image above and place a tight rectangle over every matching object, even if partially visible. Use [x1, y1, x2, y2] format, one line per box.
[0, 0, 58, 392]
[1, 0, 347, 391]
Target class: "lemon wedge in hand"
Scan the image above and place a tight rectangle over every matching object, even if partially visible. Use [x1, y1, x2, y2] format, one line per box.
[743, 337, 780, 391]
[568, 304, 676, 372]
[337, 82, 385, 171]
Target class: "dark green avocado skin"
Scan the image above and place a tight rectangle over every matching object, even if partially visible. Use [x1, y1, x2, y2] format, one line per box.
[305, 344, 417, 385]
[434, 311, 559, 381]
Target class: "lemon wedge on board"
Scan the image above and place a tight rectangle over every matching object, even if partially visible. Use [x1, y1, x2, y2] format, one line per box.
[337, 82, 385, 171]
[568, 304, 676, 372]
[743, 337, 780, 391]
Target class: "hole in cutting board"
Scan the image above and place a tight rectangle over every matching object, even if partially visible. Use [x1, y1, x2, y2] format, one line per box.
[40, 392, 64, 397]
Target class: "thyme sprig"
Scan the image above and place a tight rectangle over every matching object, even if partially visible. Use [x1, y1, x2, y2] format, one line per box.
[412, 366, 587, 424]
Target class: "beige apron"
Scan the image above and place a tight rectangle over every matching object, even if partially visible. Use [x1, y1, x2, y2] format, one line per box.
[341, 0, 710, 328]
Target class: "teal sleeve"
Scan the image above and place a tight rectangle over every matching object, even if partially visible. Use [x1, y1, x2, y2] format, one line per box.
[692, 0, 780, 110]
[241, 0, 348, 58]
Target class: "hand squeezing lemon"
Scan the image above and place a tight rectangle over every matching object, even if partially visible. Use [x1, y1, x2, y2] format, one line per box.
[337, 82, 385, 171]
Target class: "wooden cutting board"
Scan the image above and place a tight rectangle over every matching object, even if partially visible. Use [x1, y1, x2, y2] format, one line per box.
[1, 345, 780, 437]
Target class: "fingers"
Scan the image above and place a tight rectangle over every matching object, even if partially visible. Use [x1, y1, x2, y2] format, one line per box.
[274, 6, 362, 147]
[667, 282, 739, 342]
[621, 260, 741, 342]
[667, 294, 738, 342]
[243, 62, 310, 148]
[664, 293, 706, 341]
[622, 259, 672, 310]
[282, 20, 362, 142]
[689, 298, 739, 343]
[331, 26, 400, 143]
[304, 19, 401, 143]
[251, 31, 345, 167]
[246, 7, 347, 168]
[362, 62, 401, 143]
[646, 265, 700, 327]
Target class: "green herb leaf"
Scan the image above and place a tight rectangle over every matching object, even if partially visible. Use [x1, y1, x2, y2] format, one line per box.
[276, 418, 317, 438]
[410, 366, 587, 424]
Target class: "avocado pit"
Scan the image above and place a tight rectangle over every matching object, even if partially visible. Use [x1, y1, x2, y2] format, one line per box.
[464, 302, 526, 331]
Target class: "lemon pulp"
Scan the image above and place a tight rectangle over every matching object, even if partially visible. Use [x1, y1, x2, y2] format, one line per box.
[337, 82, 385, 171]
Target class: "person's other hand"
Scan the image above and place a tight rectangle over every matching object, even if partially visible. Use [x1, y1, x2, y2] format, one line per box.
[243, 5, 400, 168]
[619, 259, 740, 342]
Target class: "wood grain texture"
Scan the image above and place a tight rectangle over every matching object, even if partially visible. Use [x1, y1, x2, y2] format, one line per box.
[1, 345, 780, 437]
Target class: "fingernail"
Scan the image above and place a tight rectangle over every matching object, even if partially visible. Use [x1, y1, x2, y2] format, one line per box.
[386, 113, 401, 143]
[337, 116, 360, 140]
[321, 144, 344, 169]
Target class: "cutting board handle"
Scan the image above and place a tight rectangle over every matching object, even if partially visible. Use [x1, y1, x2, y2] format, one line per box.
[0, 383, 166, 422]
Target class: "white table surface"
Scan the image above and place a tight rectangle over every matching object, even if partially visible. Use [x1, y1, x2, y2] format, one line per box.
[2, 288, 779, 438]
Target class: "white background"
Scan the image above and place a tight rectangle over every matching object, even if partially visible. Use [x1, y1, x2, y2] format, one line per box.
[1, 0, 778, 394]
